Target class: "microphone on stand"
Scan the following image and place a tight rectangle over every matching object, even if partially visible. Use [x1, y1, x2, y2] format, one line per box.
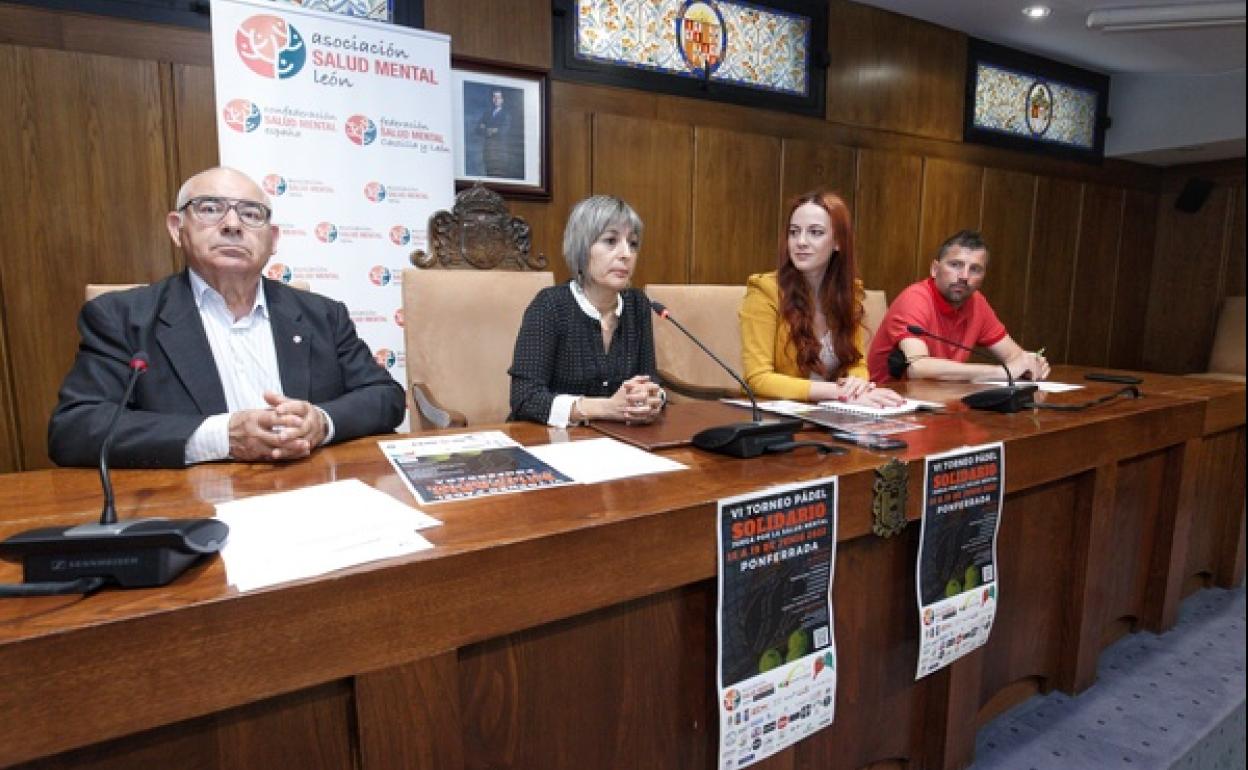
[649, 300, 812, 458]
[99, 353, 148, 525]
[0, 353, 229, 596]
[902, 324, 1038, 413]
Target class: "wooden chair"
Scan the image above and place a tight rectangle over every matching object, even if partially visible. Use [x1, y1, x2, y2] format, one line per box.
[646, 284, 891, 400]
[85, 279, 310, 302]
[404, 184, 552, 429]
[646, 284, 747, 400]
[84, 284, 144, 301]
[1190, 295, 1245, 382]
[862, 289, 888, 344]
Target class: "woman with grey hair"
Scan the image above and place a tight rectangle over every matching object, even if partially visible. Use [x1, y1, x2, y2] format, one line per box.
[508, 195, 664, 426]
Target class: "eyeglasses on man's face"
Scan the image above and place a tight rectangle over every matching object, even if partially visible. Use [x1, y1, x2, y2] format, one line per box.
[179, 196, 272, 228]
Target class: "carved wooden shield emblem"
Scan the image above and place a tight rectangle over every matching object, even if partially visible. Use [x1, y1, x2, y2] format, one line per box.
[412, 183, 546, 271]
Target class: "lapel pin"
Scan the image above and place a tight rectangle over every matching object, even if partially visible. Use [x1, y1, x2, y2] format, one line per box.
[293, 335, 303, 344]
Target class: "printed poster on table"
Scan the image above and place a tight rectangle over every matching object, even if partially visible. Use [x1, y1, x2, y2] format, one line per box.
[378, 431, 573, 504]
[717, 478, 839, 770]
[915, 442, 1004, 679]
[212, 0, 454, 394]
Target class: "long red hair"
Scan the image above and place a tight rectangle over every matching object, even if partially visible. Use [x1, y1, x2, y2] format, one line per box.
[776, 190, 863, 379]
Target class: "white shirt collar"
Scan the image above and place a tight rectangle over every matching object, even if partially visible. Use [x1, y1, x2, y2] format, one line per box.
[569, 280, 624, 321]
[188, 269, 269, 320]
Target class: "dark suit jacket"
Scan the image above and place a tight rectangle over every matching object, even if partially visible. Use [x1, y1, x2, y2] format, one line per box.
[48, 271, 406, 468]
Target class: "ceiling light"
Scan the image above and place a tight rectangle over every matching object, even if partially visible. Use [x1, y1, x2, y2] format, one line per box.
[1087, 1, 1245, 32]
[1022, 5, 1052, 19]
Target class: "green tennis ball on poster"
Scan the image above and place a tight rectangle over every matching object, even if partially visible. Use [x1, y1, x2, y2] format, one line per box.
[945, 577, 962, 597]
[759, 648, 783, 673]
[964, 565, 980, 590]
[786, 629, 809, 661]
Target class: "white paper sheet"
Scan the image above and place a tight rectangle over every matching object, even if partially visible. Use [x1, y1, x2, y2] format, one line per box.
[526, 437, 687, 484]
[216, 478, 440, 592]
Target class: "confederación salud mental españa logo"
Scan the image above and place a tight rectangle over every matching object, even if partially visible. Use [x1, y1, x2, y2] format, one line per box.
[389, 225, 411, 246]
[235, 15, 307, 79]
[222, 99, 261, 133]
[265, 263, 293, 283]
[263, 174, 288, 196]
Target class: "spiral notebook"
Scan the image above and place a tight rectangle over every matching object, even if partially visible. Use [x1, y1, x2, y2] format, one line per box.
[722, 399, 934, 435]
[813, 397, 942, 417]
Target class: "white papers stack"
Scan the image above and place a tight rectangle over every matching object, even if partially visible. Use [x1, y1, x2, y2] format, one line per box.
[527, 436, 687, 484]
[216, 478, 440, 592]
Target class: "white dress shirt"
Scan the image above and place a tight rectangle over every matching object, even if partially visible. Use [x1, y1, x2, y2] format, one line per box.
[183, 271, 333, 463]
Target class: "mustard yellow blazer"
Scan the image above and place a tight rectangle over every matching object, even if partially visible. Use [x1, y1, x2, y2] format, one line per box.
[739, 272, 869, 401]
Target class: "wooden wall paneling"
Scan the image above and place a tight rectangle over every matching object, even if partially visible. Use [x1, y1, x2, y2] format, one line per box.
[825, 0, 966, 142]
[1107, 189, 1159, 370]
[778, 137, 857, 210]
[688, 126, 781, 285]
[0, 46, 25, 473]
[0, 3, 212, 67]
[978, 168, 1036, 338]
[1065, 184, 1125, 367]
[854, 148, 923, 297]
[0, 45, 176, 470]
[1143, 184, 1235, 373]
[1224, 182, 1245, 296]
[509, 104, 592, 284]
[1020, 177, 1083, 363]
[591, 114, 693, 286]
[172, 64, 218, 185]
[424, 0, 551, 70]
[918, 158, 983, 265]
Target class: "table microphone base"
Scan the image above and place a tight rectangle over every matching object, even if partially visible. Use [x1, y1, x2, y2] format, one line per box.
[0, 518, 229, 588]
[692, 418, 805, 458]
[962, 384, 1039, 413]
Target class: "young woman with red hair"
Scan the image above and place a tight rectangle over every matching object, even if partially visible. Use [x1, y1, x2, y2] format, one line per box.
[739, 189, 904, 406]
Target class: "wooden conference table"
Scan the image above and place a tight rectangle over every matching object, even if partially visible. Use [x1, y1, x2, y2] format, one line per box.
[0, 365, 1242, 770]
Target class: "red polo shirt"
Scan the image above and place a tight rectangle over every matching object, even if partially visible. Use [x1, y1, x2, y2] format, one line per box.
[867, 278, 1008, 383]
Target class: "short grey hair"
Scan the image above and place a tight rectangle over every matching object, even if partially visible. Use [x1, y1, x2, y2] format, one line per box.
[173, 166, 271, 211]
[562, 195, 643, 284]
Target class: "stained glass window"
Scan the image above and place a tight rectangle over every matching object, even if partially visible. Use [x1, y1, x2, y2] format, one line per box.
[269, 0, 392, 21]
[971, 62, 1097, 150]
[575, 0, 810, 97]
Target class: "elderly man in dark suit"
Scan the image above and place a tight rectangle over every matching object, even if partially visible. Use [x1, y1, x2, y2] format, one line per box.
[48, 167, 405, 468]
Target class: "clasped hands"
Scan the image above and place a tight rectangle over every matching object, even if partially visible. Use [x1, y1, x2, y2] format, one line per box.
[579, 375, 664, 424]
[832, 376, 906, 408]
[228, 391, 326, 462]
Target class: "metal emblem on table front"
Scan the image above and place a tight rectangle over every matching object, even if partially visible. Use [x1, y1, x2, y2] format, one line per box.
[872, 458, 909, 538]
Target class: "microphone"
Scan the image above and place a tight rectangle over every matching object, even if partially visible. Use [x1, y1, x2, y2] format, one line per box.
[902, 324, 1038, 413]
[99, 352, 149, 525]
[0, 353, 229, 595]
[649, 300, 807, 458]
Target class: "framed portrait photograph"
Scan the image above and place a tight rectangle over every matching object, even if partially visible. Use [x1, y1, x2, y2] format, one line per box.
[451, 60, 550, 199]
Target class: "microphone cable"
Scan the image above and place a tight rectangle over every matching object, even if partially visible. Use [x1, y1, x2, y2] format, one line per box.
[1026, 385, 1141, 411]
[0, 576, 107, 598]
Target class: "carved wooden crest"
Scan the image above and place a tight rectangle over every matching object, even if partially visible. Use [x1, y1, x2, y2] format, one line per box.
[872, 458, 909, 538]
[411, 184, 547, 271]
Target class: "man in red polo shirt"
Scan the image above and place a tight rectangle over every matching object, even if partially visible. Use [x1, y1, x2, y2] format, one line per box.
[867, 230, 1050, 383]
